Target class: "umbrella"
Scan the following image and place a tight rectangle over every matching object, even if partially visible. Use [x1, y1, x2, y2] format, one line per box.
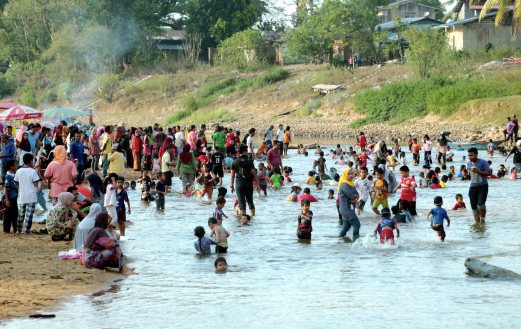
[43, 106, 88, 119]
[0, 105, 42, 121]
[0, 101, 20, 110]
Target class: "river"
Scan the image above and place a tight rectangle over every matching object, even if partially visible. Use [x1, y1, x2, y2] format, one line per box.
[3, 147, 521, 329]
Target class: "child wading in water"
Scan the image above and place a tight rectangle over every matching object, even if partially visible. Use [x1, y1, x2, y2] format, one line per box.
[372, 168, 389, 215]
[208, 217, 229, 253]
[297, 199, 313, 240]
[215, 257, 228, 272]
[116, 176, 131, 236]
[452, 194, 466, 210]
[155, 172, 166, 211]
[374, 208, 399, 244]
[213, 197, 228, 224]
[193, 226, 214, 255]
[427, 196, 450, 242]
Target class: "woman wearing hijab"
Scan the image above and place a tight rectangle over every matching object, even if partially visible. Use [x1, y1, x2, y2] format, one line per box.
[108, 144, 126, 177]
[88, 127, 101, 171]
[83, 212, 134, 275]
[74, 203, 103, 251]
[44, 145, 78, 204]
[87, 172, 105, 204]
[338, 168, 361, 241]
[176, 144, 197, 194]
[131, 129, 143, 171]
[46, 192, 78, 241]
[16, 132, 31, 166]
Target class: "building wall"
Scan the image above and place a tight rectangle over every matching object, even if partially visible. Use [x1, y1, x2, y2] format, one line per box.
[447, 22, 521, 50]
[392, 2, 437, 20]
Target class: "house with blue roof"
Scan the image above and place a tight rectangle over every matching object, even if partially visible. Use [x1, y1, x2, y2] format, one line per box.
[437, 1, 521, 50]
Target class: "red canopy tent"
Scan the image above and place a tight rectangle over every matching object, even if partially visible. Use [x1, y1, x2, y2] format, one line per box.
[0, 105, 42, 121]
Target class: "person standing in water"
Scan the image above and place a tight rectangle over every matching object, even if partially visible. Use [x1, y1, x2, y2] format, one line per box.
[338, 168, 360, 241]
[467, 148, 491, 225]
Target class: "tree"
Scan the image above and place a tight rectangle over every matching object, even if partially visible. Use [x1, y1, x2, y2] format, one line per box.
[285, 0, 380, 63]
[474, 0, 521, 35]
[174, 0, 267, 48]
[403, 27, 448, 79]
[216, 29, 266, 69]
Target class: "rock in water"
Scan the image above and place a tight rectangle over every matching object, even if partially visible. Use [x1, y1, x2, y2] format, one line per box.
[465, 258, 521, 280]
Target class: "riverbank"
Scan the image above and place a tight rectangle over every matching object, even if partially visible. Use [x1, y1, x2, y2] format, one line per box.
[0, 223, 117, 320]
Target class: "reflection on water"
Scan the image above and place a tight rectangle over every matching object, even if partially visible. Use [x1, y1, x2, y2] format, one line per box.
[4, 148, 521, 329]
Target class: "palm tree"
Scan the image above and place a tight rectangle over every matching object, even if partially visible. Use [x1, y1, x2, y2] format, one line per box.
[446, 1, 520, 35]
[474, 0, 520, 35]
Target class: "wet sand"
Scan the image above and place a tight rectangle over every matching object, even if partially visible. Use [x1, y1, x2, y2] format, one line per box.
[0, 223, 117, 320]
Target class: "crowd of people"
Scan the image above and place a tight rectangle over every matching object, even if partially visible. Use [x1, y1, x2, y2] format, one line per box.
[1, 117, 514, 274]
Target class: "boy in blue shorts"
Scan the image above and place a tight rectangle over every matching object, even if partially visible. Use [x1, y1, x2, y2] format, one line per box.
[426, 196, 450, 242]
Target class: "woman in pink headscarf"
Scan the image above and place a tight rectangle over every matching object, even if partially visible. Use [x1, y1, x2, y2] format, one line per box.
[44, 145, 77, 204]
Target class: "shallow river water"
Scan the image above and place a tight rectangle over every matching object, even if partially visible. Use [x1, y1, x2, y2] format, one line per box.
[4, 147, 521, 329]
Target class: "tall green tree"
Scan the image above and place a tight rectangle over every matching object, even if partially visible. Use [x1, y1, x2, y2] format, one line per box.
[174, 0, 267, 47]
[285, 0, 381, 63]
[403, 27, 447, 79]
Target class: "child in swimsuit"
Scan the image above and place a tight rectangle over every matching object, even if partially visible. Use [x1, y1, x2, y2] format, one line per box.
[270, 167, 283, 190]
[297, 200, 313, 240]
[374, 208, 399, 244]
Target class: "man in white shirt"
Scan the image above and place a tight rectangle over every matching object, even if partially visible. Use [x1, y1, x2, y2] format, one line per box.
[14, 153, 40, 234]
[276, 124, 284, 146]
[174, 125, 185, 153]
[247, 128, 256, 154]
[354, 167, 372, 215]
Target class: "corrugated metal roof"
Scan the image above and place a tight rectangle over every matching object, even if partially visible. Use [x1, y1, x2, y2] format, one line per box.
[376, 17, 442, 31]
[437, 12, 497, 28]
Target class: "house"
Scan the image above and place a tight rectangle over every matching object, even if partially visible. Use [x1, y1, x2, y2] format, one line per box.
[377, 0, 442, 23]
[439, 1, 521, 50]
[151, 27, 187, 53]
[375, 17, 443, 59]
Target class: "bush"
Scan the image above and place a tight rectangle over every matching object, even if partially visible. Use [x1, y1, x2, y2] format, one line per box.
[95, 74, 121, 102]
[216, 30, 268, 70]
[353, 70, 521, 125]
[0, 75, 16, 98]
[167, 109, 192, 124]
[40, 89, 58, 104]
[17, 84, 38, 107]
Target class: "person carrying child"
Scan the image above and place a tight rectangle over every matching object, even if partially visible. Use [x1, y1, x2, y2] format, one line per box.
[296, 199, 313, 240]
[427, 196, 450, 242]
[374, 208, 399, 244]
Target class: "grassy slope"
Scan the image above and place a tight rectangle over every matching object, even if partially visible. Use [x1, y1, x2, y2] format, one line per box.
[90, 62, 521, 130]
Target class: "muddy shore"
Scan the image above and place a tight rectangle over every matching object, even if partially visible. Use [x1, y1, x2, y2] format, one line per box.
[0, 223, 117, 320]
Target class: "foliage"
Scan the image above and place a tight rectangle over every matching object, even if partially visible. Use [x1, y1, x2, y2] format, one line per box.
[176, 0, 267, 48]
[167, 109, 191, 124]
[17, 84, 38, 108]
[285, 0, 380, 63]
[216, 29, 267, 70]
[353, 70, 521, 124]
[403, 27, 448, 79]
[474, 0, 521, 35]
[95, 74, 121, 103]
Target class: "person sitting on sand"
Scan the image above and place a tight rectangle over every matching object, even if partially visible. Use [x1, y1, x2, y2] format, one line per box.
[74, 203, 103, 251]
[83, 212, 134, 275]
[46, 192, 78, 241]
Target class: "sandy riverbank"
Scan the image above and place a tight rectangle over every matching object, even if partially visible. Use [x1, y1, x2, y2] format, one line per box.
[0, 223, 117, 320]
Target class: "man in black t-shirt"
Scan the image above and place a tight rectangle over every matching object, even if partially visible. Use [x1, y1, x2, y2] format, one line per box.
[231, 145, 259, 224]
